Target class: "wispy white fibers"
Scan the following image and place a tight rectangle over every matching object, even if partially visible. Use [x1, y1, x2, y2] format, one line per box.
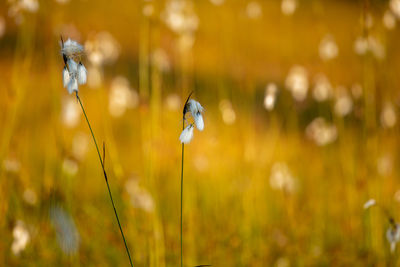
[61, 39, 87, 94]
[67, 77, 78, 95]
[387, 223, 400, 253]
[62, 39, 84, 58]
[186, 99, 204, 130]
[363, 199, 376, 210]
[62, 66, 70, 88]
[77, 63, 87, 85]
[179, 124, 194, 144]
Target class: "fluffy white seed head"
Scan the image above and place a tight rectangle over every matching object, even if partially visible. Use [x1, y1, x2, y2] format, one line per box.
[67, 78, 78, 94]
[179, 124, 194, 144]
[77, 63, 87, 85]
[387, 224, 400, 253]
[62, 39, 84, 58]
[63, 66, 71, 88]
[194, 113, 204, 131]
[363, 199, 376, 210]
[67, 59, 78, 74]
[186, 99, 204, 116]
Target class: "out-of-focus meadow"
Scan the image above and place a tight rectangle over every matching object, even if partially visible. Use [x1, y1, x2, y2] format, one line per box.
[2, 0, 400, 266]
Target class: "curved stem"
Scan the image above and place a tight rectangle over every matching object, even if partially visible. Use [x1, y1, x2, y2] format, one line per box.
[180, 118, 185, 267]
[75, 92, 134, 267]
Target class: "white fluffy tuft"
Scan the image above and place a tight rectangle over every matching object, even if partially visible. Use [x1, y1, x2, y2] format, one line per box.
[77, 63, 87, 85]
[63, 67, 71, 88]
[179, 124, 194, 144]
[194, 114, 204, 131]
[67, 78, 78, 94]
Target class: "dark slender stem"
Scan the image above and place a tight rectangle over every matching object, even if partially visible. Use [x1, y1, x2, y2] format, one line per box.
[75, 92, 134, 267]
[180, 119, 185, 267]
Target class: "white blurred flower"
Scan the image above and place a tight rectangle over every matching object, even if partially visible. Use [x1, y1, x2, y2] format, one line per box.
[219, 99, 236, 125]
[285, 65, 309, 102]
[62, 97, 80, 128]
[354, 37, 369, 55]
[351, 83, 363, 99]
[264, 83, 278, 111]
[383, 10, 396, 30]
[85, 32, 120, 66]
[387, 223, 400, 253]
[20, 0, 38, 12]
[381, 102, 397, 128]
[23, 188, 37, 205]
[109, 76, 139, 118]
[125, 178, 155, 212]
[390, 0, 400, 18]
[162, 0, 198, 34]
[368, 36, 385, 60]
[313, 74, 332, 102]
[11, 220, 30, 255]
[334, 87, 353, 117]
[377, 154, 393, 176]
[180, 124, 194, 144]
[3, 157, 20, 173]
[210, 0, 224, 6]
[306, 117, 337, 146]
[246, 1, 262, 19]
[281, 0, 297, 16]
[270, 162, 297, 193]
[72, 132, 89, 160]
[152, 48, 170, 72]
[319, 35, 338, 61]
[354, 36, 385, 60]
[142, 3, 154, 17]
[165, 94, 181, 111]
[8, 0, 39, 18]
[55, 0, 70, 4]
[364, 13, 374, 29]
[194, 155, 209, 172]
[87, 65, 102, 88]
[363, 199, 376, 209]
[62, 158, 78, 176]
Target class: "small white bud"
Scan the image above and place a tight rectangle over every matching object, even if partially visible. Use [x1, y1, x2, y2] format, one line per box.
[179, 124, 194, 144]
[77, 63, 87, 85]
[63, 66, 70, 88]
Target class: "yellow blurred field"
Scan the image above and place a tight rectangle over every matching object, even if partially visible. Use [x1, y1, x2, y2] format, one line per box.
[1, 0, 400, 266]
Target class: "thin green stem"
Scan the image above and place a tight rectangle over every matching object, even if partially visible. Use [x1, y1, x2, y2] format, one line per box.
[75, 92, 134, 267]
[180, 119, 185, 267]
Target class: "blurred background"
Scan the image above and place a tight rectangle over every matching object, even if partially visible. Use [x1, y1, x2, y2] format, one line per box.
[1, 0, 400, 265]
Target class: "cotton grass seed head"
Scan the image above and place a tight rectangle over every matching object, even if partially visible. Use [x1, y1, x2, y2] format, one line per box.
[60, 38, 87, 94]
[61, 38, 84, 59]
[180, 94, 204, 143]
[387, 223, 400, 253]
[180, 124, 194, 144]
[184, 98, 205, 131]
